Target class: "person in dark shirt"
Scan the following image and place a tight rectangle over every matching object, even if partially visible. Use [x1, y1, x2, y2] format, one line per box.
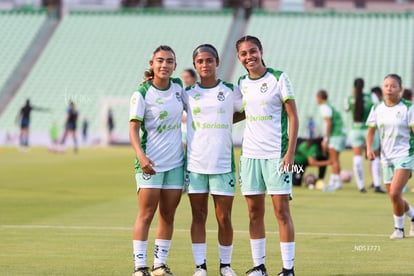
[16, 99, 49, 148]
[107, 108, 114, 143]
[60, 101, 79, 152]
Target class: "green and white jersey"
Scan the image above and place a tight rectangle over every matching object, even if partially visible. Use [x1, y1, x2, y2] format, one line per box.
[344, 93, 376, 129]
[294, 141, 319, 164]
[129, 78, 184, 173]
[319, 102, 344, 137]
[366, 99, 414, 165]
[238, 68, 295, 159]
[182, 80, 243, 174]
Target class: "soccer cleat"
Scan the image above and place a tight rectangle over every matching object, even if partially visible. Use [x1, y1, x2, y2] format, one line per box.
[322, 183, 338, 192]
[220, 265, 237, 276]
[151, 265, 174, 276]
[277, 267, 295, 276]
[390, 228, 404, 239]
[410, 218, 414, 237]
[132, 267, 151, 276]
[193, 267, 208, 276]
[246, 264, 268, 276]
[359, 188, 367, 193]
[374, 186, 386, 193]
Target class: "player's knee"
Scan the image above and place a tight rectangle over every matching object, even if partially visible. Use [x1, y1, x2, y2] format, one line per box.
[389, 190, 402, 203]
[192, 209, 208, 224]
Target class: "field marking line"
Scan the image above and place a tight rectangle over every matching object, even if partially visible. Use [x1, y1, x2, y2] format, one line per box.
[0, 225, 388, 237]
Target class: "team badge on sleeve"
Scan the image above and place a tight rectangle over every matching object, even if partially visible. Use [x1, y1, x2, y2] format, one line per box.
[175, 92, 182, 102]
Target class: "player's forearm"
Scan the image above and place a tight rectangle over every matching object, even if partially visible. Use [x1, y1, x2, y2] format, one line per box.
[324, 119, 332, 139]
[366, 127, 375, 152]
[129, 122, 145, 158]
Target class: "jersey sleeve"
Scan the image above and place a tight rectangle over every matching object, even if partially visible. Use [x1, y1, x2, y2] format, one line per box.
[319, 104, 332, 118]
[371, 93, 379, 104]
[365, 106, 377, 127]
[129, 91, 145, 121]
[181, 88, 189, 112]
[307, 144, 319, 159]
[344, 96, 352, 112]
[408, 105, 414, 127]
[233, 84, 244, 113]
[279, 72, 295, 102]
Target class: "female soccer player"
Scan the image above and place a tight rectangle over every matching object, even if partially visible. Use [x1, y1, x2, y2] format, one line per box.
[181, 68, 197, 87]
[235, 35, 298, 276]
[316, 90, 346, 192]
[60, 101, 79, 153]
[16, 99, 49, 150]
[182, 44, 243, 276]
[129, 45, 184, 276]
[180, 68, 197, 147]
[366, 74, 414, 239]
[344, 78, 385, 193]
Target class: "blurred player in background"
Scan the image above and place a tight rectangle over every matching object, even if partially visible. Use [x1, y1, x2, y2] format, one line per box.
[107, 108, 115, 143]
[371, 86, 383, 102]
[236, 35, 298, 276]
[316, 90, 346, 192]
[366, 74, 414, 239]
[16, 98, 49, 149]
[402, 88, 413, 102]
[181, 68, 197, 87]
[292, 137, 330, 187]
[48, 121, 59, 152]
[129, 45, 184, 276]
[344, 78, 385, 193]
[180, 68, 197, 147]
[182, 44, 243, 276]
[60, 101, 79, 153]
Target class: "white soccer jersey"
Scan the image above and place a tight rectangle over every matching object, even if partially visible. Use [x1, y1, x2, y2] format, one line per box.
[129, 78, 184, 172]
[182, 80, 243, 174]
[366, 99, 414, 165]
[238, 68, 295, 159]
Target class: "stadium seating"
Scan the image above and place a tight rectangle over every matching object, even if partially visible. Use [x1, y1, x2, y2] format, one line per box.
[0, 9, 233, 143]
[231, 11, 413, 137]
[0, 9, 412, 144]
[0, 10, 46, 94]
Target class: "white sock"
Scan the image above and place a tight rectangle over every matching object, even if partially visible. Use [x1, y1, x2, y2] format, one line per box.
[153, 239, 171, 268]
[393, 214, 405, 229]
[353, 155, 364, 190]
[219, 244, 233, 265]
[192, 243, 207, 266]
[133, 240, 148, 269]
[329, 174, 341, 188]
[250, 238, 266, 267]
[371, 157, 381, 187]
[405, 205, 414, 219]
[280, 242, 295, 270]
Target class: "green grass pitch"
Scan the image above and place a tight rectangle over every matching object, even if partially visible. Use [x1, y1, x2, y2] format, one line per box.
[1, 147, 413, 275]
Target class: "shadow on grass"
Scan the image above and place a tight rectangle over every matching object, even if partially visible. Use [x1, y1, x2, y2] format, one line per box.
[332, 274, 414, 276]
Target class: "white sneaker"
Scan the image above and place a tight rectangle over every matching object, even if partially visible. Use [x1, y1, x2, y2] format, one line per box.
[246, 264, 268, 276]
[151, 265, 174, 276]
[409, 219, 414, 237]
[193, 267, 207, 276]
[220, 266, 237, 276]
[390, 228, 404, 239]
[132, 267, 151, 276]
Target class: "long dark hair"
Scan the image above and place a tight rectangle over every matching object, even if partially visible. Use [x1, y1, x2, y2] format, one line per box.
[353, 78, 364, 122]
[235, 35, 266, 72]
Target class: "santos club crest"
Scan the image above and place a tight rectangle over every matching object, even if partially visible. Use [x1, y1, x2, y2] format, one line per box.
[217, 91, 225, 101]
[260, 83, 268, 93]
